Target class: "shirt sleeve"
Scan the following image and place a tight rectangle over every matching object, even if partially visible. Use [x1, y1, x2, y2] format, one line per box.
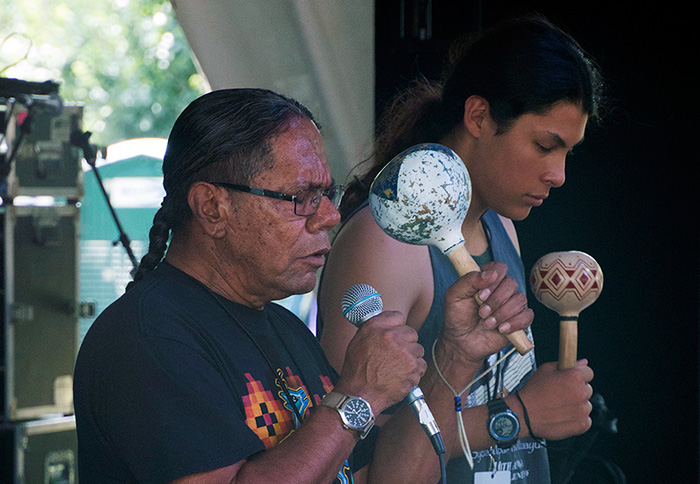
[94, 332, 265, 484]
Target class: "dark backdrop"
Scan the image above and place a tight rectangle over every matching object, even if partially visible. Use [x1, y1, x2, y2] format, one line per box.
[375, 1, 698, 482]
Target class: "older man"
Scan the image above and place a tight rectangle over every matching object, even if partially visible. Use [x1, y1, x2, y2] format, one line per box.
[74, 88, 533, 484]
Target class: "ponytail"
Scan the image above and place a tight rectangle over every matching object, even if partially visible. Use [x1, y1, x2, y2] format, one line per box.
[340, 80, 447, 220]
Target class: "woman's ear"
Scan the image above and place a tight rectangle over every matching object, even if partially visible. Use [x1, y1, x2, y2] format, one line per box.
[462, 95, 492, 138]
[187, 182, 228, 238]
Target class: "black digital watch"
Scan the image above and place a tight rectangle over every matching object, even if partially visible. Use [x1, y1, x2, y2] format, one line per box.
[486, 397, 520, 448]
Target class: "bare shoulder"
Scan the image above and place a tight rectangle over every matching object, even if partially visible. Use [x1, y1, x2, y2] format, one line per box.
[321, 206, 434, 326]
[319, 206, 434, 371]
[497, 214, 521, 256]
[326, 206, 432, 293]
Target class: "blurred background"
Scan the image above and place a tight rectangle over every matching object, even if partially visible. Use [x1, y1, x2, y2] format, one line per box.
[0, 1, 696, 482]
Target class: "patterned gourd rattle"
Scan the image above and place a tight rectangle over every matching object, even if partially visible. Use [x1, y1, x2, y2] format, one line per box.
[530, 251, 603, 369]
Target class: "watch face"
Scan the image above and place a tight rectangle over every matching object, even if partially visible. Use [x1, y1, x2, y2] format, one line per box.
[344, 398, 372, 428]
[493, 414, 517, 439]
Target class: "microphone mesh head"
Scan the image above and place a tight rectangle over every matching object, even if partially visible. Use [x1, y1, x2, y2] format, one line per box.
[341, 284, 383, 326]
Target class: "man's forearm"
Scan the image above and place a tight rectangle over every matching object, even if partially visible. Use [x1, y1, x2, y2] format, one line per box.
[235, 405, 360, 483]
[172, 406, 360, 484]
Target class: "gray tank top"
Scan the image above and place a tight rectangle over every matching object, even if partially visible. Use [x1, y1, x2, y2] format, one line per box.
[422, 209, 549, 483]
[318, 204, 550, 483]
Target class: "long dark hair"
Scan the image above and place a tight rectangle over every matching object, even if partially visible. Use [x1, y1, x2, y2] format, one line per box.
[129, 88, 318, 287]
[340, 14, 605, 220]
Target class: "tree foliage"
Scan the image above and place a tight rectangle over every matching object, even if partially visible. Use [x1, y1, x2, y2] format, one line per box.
[0, 0, 207, 147]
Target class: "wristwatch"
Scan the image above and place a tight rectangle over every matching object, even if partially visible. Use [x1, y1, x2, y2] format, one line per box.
[319, 391, 375, 439]
[486, 397, 520, 448]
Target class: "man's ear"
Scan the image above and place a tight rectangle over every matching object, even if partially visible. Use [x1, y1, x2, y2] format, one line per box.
[187, 182, 228, 238]
[462, 95, 492, 138]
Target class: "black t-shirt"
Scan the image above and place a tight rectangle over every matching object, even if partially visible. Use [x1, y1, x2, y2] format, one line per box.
[74, 262, 357, 483]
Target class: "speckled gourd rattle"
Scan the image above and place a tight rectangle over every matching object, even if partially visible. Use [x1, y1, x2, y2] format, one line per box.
[369, 143, 534, 355]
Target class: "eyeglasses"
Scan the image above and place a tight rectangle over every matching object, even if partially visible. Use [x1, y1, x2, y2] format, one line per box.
[208, 181, 345, 216]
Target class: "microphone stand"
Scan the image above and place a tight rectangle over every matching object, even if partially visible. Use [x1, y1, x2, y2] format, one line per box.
[70, 129, 139, 276]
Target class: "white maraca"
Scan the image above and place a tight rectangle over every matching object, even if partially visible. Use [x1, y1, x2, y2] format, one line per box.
[530, 251, 603, 369]
[369, 143, 534, 355]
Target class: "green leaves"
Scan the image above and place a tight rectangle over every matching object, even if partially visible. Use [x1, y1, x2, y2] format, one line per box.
[1, 0, 207, 147]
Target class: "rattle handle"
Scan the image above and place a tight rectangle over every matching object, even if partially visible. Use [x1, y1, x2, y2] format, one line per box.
[446, 241, 481, 274]
[446, 244, 534, 355]
[558, 318, 578, 369]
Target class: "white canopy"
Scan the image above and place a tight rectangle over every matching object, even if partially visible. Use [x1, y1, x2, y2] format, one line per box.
[172, 0, 375, 181]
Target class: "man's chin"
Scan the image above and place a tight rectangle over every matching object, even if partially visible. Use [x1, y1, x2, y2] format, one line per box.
[275, 274, 318, 301]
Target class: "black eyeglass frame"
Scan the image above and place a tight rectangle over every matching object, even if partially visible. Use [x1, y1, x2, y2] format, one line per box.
[207, 181, 344, 216]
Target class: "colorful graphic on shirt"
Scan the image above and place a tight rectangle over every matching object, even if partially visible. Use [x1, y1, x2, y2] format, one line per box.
[241, 370, 353, 483]
[337, 462, 353, 484]
[242, 372, 296, 448]
[241, 369, 321, 447]
[277, 381, 310, 428]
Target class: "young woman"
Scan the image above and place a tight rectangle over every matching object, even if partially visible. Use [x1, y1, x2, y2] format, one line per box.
[318, 15, 604, 483]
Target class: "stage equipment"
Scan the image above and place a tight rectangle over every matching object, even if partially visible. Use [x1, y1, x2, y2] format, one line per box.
[2, 204, 79, 421]
[368, 143, 533, 355]
[0, 78, 60, 99]
[0, 415, 77, 484]
[530, 251, 603, 369]
[2, 99, 84, 199]
[0, 78, 80, 482]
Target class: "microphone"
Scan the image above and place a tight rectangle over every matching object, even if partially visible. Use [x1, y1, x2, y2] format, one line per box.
[342, 284, 445, 456]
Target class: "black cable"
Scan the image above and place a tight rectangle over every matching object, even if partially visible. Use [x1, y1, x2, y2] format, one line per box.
[514, 390, 546, 446]
[202, 284, 307, 426]
[438, 451, 447, 484]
